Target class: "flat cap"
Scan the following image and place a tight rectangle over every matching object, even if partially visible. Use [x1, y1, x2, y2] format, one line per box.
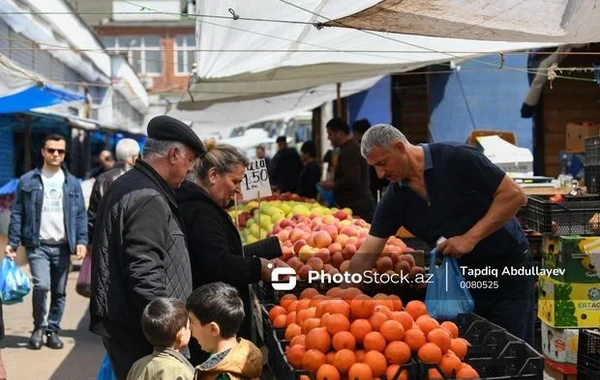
[147, 116, 206, 156]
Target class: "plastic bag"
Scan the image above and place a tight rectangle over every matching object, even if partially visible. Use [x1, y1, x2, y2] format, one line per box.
[316, 183, 335, 207]
[96, 353, 117, 380]
[76, 254, 92, 298]
[424, 248, 474, 320]
[0, 257, 31, 305]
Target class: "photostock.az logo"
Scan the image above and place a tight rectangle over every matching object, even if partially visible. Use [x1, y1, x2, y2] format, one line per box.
[270, 264, 297, 291]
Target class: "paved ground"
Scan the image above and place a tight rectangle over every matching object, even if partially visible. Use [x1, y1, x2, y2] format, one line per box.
[2, 266, 105, 380]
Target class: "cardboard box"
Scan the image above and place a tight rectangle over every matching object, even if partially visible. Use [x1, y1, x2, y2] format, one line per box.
[566, 122, 599, 152]
[542, 236, 600, 283]
[538, 275, 600, 328]
[541, 322, 579, 375]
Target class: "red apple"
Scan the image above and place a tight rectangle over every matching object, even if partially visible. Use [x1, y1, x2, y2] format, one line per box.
[395, 260, 410, 275]
[281, 246, 294, 261]
[342, 244, 357, 260]
[376, 256, 394, 272]
[331, 252, 344, 268]
[333, 210, 348, 220]
[293, 239, 307, 255]
[399, 254, 416, 268]
[327, 242, 343, 255]
[280, 218, 295, 229]
[339, 260, 351, 273]
[341, 226, 358, 237]
[298, 264, 312, 280]
[316, 248, 331, 264]
[290, 228, 306, 243]
[287, 257, 304, 272]
[307, 257, 324, 271]
[277, 229, 291, 243]
[314, 231, 333, 249]
[320, 224, 338, 240]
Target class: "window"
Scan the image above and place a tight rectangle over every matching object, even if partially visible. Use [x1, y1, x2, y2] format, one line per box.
[102, 36, 162, 75]
[175, 35, 195, 75]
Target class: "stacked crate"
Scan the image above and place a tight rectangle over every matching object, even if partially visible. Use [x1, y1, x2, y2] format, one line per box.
[584, 136, 600, 194]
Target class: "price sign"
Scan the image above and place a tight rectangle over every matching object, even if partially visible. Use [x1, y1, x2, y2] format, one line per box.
[241, 158, 272, 200]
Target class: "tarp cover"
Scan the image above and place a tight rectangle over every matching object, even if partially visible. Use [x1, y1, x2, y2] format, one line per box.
[330, 0, 600, 44]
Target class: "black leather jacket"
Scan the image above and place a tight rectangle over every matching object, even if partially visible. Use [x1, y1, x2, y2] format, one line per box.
[87, 161, 128, 243]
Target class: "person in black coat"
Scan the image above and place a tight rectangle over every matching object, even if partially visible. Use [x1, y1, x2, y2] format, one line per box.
[174, 139, 271, 365]
[296, 141, 322, 199]
[269, 136, 302, 193]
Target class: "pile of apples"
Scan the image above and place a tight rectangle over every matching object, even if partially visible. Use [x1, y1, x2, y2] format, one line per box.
[269, 212, 423, 282]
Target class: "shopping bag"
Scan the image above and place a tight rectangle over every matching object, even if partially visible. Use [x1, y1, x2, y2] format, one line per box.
[76, 254, 92, 298]
[316, 183, 335, 207]
[0, 257, 31, 305]
[424, 248, 474, 320]
[96, 353, 117, 380]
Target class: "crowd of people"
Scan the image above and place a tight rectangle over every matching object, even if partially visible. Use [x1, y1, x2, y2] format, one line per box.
[0, 115, 534, 379]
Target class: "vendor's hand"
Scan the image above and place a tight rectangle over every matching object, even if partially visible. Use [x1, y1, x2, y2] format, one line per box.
[259, 258, 274, 282]
[320, 180, 334, 190]
[4, 245, 16, 260]
[436, 235, 476, 259]
[75, 244, 87, 260]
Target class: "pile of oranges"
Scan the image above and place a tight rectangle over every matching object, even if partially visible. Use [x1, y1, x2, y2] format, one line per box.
[268, 287, 481, 380]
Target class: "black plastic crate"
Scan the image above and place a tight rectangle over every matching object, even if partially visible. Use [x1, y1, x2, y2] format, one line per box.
[585, 136, 600, 166]
[577, 329, 600, 380]
[524, 195, 600, 235]
[585, 165, 600, 194]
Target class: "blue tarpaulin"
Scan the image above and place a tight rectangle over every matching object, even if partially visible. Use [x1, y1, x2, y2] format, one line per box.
[0, 85, 85, 114]
[0, 179, 18, 195]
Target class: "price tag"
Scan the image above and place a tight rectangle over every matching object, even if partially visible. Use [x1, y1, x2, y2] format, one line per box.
[241, 159, 272, 200]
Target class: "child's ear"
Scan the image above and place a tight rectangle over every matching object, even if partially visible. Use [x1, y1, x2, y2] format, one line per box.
[175, 327, 189, 349]
[210, 321, 221, 337]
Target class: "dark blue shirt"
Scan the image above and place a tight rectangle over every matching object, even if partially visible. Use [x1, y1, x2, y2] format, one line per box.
[370, 143, 529, 271]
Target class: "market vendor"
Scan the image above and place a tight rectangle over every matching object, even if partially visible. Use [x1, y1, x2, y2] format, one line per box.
[348, 124, 535, 345]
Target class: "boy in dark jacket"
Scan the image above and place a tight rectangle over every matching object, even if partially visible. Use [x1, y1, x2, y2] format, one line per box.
[187, 282, 262, 380]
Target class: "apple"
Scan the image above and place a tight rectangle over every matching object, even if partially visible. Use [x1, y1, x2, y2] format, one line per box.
[342, 244, 357, 260]
[356, 237, 366, 250]
[335, 234, 349, 247]
[298, 244, 317, 262]
[313, 231, 333, 249]
[307, 257, 324, 271]
[390, 251, 401, 264]
[287, 256, 304, 272]
[333, 210, 348, 220]
[320, 224, 338, 240]
[399, 254, 416, 268]
[277, 229, 291, 243]
[298, 264, 312, 280]
[338, 220, 353, 230]
[293, 239, 307, 255]
[327, 242, 343, 255]
[331, 252, 344, 268]
[282, 240, 293, 248]
[341, 226, 358, 238]
[306, 234, 316, 248]
[395, 260, 410, 275]
[290, 228, 306, 243]
[281, 246, 294, 261]
[280, 218, 295, 229]
[310, 217, 323, 229]
[323, 214, 337, 224]
[339, 260, 351, 273]
[409, 266, 425, 278]
[316, 248, 331, 264]
[358, 229, 369, 239]
[376, 256, 394, 272]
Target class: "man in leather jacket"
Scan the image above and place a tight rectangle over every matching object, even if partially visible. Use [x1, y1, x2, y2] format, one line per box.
[87, 138, 140, 245]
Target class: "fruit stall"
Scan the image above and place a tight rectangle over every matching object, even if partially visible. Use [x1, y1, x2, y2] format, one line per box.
[230, 193, 546, 380]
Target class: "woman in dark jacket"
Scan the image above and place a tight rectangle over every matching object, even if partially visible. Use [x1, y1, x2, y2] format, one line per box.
[175, 139, 270, 365]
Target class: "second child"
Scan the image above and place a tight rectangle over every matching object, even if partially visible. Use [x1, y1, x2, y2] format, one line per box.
[187, 282, 263, 380]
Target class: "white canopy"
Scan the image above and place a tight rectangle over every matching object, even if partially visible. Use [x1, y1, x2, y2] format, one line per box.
[330, 0, 600, 43]
[176, 0, 556, 129]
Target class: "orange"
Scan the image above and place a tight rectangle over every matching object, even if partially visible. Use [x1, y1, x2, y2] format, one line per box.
[416, 317, 440, 335]
[389, 294, 403, 311]
[373, 293, 395, 311]
[450, 338, 468, 360]
[348, 362, 373, 380]
[351, 295, 377, 319]
[354, 349, 366, 363]
[379, 320, 405, 342]
[286, 300, 299, 313]
[326, 351, 335, 365]
[301, 318, 322, 335]
[326, 299, 351, 319]
[390, 311, 414, 332]
[300, 287, 321, 299]
[296, 299, 312, 312]
[350, 319, 373, 344]
[326, 286, 344, 298]
[326, 313, 351, 336]
[340, 287, 362, 303]
[404, 300, 428, 320]
[332, 349, 357, 374]
[296, 307, 317, 325]
[363, 331, 387, 352]
[440, 321, 459, 339]
[417, 342, 443, 363]
[456, 366, 480, 379]
[439, 353, 463, 378]
[302, 349, 327, 375]
[286, 311, 297, 327]
[385, 365, 408, 380]
[289, 334, 305, 347]
[272, 314, 287, 328]
[427, 328, 452, 353]
[363, 350, 387, 378]
[285, 323, 302, 340]
[403, 328, 427, 352]
[374, 305, 393, 319]
[384, 341, 411, 365]
[310, 295, 331, 308]
[268, 305, 287, 323]
[316, 363, 341, 380]
[428, 368, 444, 379]
[279, 293, 297, 310]
[332, 331, 356, 351]
[369, 312, 389, 331]
[285, 344, 306, 369]
[305, 327, 331, 353]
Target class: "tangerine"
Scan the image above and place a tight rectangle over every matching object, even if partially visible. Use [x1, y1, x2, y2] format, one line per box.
[456, 366, 480, 379]
[439, 353, 462, 378]
[269, 305, 287, 323]
[384, 341, 411, 365]
[305, 327, 331, 353]
[279, 293, 297, 310]
[316, 364, 341, 380]
[326, 313, 351, 336]
[351, 295, 377, 319]
[285, 344, 306, 369]
[450, 338, 468, 360]
[302, 349, 327, 375]
[417, 342, 443, 363]
[390, 311, 414, 332]
[405, 300, 428, 320]
[363, 331, 387, 352]
[369, 312, 389, 331]
[403, 328, 427, 352]
[332, 331, 356, 351]
[440, 321, 459, 339]
[427, 328, 452, 353]
[348, 362, 373, 380]
[285, 323, 302, 340]
[300, 287, 321, 299]
[379, 319, 405, 342]
[416, 317, 440, 335]
[332, 349, 356, 374]
[363, 350, 387, 377]
[350, 319, 372, 344]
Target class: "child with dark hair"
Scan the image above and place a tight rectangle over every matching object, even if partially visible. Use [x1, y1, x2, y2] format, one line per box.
[187, 282, 262, 380]
[127, 298, 194, 380]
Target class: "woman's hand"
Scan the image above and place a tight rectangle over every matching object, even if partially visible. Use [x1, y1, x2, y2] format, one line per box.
[259, 258, 274, 282]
